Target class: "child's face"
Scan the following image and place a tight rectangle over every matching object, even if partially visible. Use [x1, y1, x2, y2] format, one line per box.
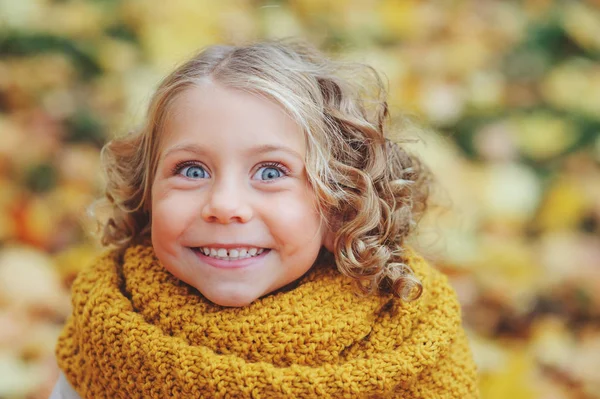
[151, 81, 329, 307]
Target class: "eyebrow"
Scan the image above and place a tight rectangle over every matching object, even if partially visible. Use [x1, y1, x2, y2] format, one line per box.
[160, 143, 304, 161]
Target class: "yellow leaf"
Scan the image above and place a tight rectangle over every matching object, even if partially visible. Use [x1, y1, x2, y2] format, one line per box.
[479, 344, 538, 399]
[563, 2, 600, 52]
[123, 0, 229, 71]
[510, 113, 579, 161]
[534, 177, 588, 232]
[377, 0, 420, 40]
[53, 244, 100, 285]
[96, 38, 139, 74]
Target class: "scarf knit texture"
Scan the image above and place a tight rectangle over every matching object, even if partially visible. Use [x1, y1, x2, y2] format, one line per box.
[55, 244, 479, 398]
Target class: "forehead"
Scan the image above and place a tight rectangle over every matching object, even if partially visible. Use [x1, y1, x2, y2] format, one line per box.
[160, 81, 306, 157]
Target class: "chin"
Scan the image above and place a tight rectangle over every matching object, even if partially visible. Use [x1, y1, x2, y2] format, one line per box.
[202, 290, 260, 308]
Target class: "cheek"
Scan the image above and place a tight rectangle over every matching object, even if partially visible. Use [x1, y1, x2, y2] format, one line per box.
[151, 190, 200, 240]
[266, 191, 324, 248]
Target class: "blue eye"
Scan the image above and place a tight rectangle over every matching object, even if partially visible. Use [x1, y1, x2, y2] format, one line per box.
[181, 165, 208, 179]
[254, 164, 286, 181]
[261, 167, 281, 180]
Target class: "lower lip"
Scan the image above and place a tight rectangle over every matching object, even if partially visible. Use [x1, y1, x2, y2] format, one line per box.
[190, 248, 270, 269]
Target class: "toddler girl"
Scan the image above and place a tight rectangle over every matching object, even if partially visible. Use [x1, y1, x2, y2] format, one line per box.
[51, 40, 478, 398]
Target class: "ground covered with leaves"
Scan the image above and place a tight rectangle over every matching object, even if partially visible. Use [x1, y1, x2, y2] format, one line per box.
[0, 1, 599, 398]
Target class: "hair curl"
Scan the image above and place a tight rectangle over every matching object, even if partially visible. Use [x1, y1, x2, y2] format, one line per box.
[91, 39, 431, 301]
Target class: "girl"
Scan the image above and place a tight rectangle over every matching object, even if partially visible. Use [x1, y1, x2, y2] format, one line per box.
[51, 40, 478, 398]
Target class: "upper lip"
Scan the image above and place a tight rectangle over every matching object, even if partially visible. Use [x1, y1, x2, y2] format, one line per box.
[190, 243, 267, 249]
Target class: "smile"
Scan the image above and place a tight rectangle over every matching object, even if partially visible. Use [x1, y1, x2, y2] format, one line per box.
[192, 247, 268, 261]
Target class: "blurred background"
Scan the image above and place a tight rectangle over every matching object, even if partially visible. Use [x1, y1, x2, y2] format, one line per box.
[1, 0, 599, 398]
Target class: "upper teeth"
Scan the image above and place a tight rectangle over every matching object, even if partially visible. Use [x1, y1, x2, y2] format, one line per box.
[199, 247, 264, 260]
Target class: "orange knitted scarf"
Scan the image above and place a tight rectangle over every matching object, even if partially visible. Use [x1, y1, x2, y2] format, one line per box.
[55, 244, 478, 398]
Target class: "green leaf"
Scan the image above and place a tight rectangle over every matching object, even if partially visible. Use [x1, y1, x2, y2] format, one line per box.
[0, 31, 102, 78]
[65, 110, 106, 146]
[24, 163, 58, 193]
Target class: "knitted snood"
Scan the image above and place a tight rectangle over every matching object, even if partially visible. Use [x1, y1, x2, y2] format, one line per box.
[55, 244, 479, 398]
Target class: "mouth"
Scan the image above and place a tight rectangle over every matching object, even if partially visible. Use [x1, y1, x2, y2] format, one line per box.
[190, 247, 271, 261]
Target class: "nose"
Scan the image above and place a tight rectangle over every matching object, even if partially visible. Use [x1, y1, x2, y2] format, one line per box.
[200, 179, 253, 224]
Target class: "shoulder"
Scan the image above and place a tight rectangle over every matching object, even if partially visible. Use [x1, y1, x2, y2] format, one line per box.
[400, 248, 480, 396]
[49, 371, 82, 399]
[394, 246, 465, 348]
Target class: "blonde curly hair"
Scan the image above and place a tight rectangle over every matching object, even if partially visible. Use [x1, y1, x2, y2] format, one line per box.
[93, 39, 431, 301]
